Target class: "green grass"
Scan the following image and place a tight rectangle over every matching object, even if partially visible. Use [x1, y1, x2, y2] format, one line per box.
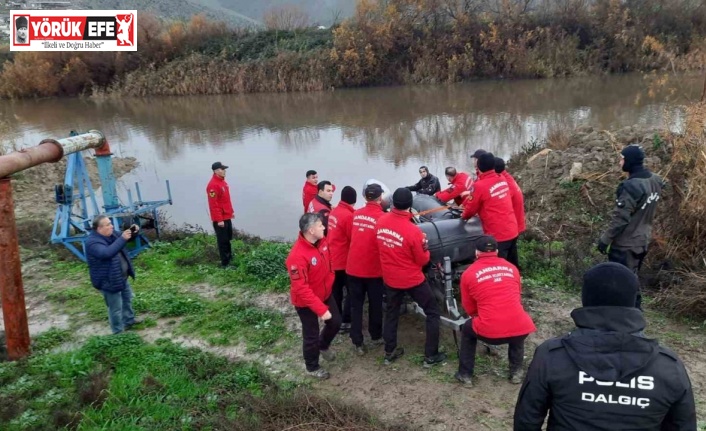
[518, 240, 574, 291]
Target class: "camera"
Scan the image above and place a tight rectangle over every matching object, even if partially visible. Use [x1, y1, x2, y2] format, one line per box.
[130, 225, 137, 234]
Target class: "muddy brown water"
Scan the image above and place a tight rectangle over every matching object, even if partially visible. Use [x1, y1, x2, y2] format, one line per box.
[0, 73, 701, 240]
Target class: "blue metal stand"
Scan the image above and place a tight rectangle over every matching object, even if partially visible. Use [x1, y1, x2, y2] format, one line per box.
[50, 131, 173, 262]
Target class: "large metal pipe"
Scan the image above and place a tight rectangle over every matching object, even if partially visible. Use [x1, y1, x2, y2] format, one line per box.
[0, 130, 106, 179]
[0, 130, 106, 360]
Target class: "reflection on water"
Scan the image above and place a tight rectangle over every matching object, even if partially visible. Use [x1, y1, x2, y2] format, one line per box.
[0, 73, 700, 240]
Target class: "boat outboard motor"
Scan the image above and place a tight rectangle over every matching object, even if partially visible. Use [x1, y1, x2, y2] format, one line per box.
[411, 194, 456, 221]
[363, 178, 392, 210]
[418, 218, 483, 266]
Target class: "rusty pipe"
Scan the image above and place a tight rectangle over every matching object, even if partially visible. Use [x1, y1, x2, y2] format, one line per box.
[0, 178, 30, 360]
[0, 130, 106, 179]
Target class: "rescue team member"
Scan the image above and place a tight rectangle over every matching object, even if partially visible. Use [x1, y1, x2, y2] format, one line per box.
[597, 144, 664, 310]
[376, 188, 446, 367]
[327, 186, 357, 334]
[471, 149, 486, 180]
[308, 180, 334, 236]
[435, 167, 472, 206]
[302, 170, 319, 212]
[346, 184, 385, 355]
[460, 153, 519, 261]
[456, 236, 535, 386]
[514, 262, 696, 430]
[495, 157, 526, 269]
[206, 162, 235, 268]
[286, 213, 341, 380]
[406, 165, 441, 196]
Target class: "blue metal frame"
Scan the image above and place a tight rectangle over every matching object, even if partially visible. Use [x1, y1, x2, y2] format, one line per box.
[50, 133, 173, 262]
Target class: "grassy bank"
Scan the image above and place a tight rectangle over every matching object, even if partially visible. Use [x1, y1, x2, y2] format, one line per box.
[1, 0, 705, 98]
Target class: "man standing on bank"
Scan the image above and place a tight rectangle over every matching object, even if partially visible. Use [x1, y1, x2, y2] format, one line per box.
[308, 180, 334, 236]
[597, 144, 664, 309]
[514, 262, 696, 430]
[376, 188, 446, 367]
[286, 213, 341, 379]
[456, 235, 535, 386]
[302, 169, 318, 212]
[86, 215, 141, 334]
[207, 162, 235, 268]
[327, 186, 357, 334]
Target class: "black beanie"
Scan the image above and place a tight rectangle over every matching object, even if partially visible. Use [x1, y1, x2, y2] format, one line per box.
[621, 145, 645, 173]
[477, 153, 496, 173]
[494, 157, 505, 174]
[392, 187, 414, 210]
[16, 16, 27, 29]
[581, 262, 639, 307]
[340, 186, 357, 205]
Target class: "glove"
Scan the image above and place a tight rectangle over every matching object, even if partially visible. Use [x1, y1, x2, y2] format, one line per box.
[597, 239, 609, 255]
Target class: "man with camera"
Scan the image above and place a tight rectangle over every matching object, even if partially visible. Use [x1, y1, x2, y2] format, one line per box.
[86, 215, 141, 334]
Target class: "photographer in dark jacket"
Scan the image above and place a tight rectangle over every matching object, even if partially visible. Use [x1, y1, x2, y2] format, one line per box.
[406, 166, 441, 196]
[514, 262, 696, 431]
[86, 215, 141, 334]
[597, 144, 664, 309]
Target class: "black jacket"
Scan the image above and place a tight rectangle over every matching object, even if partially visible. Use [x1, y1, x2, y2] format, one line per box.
[600, 167, 664, 252]
[514, 307, 696, 431]
[406, 174, 441, 196]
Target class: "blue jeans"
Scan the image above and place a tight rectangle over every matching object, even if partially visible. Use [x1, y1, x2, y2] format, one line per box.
[101, 282, 136, 334]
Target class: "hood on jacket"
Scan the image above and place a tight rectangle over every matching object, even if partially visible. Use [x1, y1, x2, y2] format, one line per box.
[562, 306, 659, 382]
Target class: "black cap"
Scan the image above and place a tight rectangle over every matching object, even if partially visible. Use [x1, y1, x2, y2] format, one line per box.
[472, 149, 487, 159]
[364, 183, 383, 200]
[341, 186, 357, 205]
[475, 235, 498, 252]
[392, 187, 414, 210]
[211, 161, 228, 170]
[15, 16, 27, 29]
[494, 157, 505, 174]
[582, 262, 639, 307]
[477, 153, 496, 173]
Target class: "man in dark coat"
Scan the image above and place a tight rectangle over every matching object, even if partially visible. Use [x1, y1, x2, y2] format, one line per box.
[86, 215, 140, 334]
[513, 262, 696, 431]
[597, 144, 665, 309]
[406, 166, 441, 196]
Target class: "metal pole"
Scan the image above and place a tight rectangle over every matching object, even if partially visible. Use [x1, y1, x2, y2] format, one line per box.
[0, 177, 30, 360]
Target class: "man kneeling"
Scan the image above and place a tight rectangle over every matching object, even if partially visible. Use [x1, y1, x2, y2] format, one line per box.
[456, 235, 536, 386]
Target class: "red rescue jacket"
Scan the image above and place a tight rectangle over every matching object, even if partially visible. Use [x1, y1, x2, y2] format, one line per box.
[502, 171, 526, 233]
[308, 195, 333, 235]
[461, 170, 518, 242]
[346, 201, 384, 278]
[376, 208, 430, 289]
[435, 172, 472, 206]
[302, 181, 318, 213]
[286, 234, 335, 317]
[327, 201, 355, 271]
[460, 253, 536, 338]
[206, 174, 234, 222]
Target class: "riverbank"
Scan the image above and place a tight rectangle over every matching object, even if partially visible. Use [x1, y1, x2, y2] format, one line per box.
[1, 1, 705, 98]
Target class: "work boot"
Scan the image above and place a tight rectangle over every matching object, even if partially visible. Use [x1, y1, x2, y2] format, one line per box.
[509, 369, 525, 385]
[354, 344, 368, 356]
[307, 368, 330, 380]
[125, 319, 144, 330]
[320, 349, 336, 362]
[384, 347, 405, 365]
[423, 352, 448, 368]
[454, 371, 473, 387]
[340, 322, 351, 334]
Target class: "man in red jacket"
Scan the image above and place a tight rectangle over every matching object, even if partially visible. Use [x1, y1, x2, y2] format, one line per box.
[456, 235, 536, 386]
[302, 170, 318, 212]
[206, 162, 235, 268]
[435, 167, 472, 206]
[327, 186, 357, 333]
[461, 152, 519, 263]
[346, 183, 385, 355]
[376, 188, 447, 367]
[495, 157, 525, 269]
[286, 213, 341, 379]
[308, 180, 334, 236]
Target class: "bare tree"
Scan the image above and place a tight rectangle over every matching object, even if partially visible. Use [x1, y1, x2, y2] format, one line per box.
[263, 5, 310, 31]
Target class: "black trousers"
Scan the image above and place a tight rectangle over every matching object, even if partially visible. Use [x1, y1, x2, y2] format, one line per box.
[498, 237, 520, 270]
[608, 247, 647, 309]
[347, 275, 384, 347]
[295, 295, 341, 372]
[213, 219, 233, 267]
[458, 320, 527, 376]
[332, 270, 351, 324]
[383, 281, 440, 358]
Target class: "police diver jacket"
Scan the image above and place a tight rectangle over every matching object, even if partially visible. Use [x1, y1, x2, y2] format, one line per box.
[600, 168, 664, 252]
[514, 306, 695, 431]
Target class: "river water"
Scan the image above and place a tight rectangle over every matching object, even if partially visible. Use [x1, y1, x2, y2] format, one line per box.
[1, 73, 701, 240]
